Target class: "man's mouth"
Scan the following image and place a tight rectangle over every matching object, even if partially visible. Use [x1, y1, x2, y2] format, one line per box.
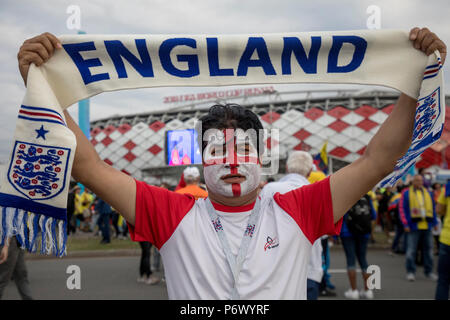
[221, 173, 246, 184]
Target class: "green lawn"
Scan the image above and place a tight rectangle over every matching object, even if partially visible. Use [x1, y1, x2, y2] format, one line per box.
[66, 236, 140, 252]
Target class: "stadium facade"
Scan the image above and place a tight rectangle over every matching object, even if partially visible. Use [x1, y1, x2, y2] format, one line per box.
[89, 89, 450, 186]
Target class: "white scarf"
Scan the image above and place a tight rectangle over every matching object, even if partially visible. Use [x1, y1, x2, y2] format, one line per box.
[0, 30, 444, 256]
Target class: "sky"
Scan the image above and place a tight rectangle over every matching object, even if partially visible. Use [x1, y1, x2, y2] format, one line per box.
[0, 0, 449, 163]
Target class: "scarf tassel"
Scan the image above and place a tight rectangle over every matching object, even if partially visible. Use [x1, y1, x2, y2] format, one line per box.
[0, 206, 66, 257]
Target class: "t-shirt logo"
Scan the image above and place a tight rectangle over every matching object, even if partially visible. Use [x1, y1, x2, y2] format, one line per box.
[264, 236, 279, 251]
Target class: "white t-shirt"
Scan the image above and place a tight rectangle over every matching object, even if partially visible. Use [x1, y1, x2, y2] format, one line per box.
[262, 173, 324, 283]
[129, 177, 341, 300]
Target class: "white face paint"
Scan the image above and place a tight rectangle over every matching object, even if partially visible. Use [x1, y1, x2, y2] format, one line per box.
[204, 163, 262, 197]
[202, 128, 261, 198]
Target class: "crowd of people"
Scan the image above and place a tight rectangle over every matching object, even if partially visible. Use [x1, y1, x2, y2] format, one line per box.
[368, 168, 450, 300]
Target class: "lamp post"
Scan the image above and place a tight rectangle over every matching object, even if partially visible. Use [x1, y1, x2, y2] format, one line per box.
[77, 30, 90, 141]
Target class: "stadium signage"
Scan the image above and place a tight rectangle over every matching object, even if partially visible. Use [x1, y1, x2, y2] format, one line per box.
[162, 86, 276, 104]
[63, 35, 367, 85]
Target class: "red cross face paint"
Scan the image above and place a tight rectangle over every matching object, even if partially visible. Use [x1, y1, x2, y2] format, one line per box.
[203, 128, 262, 197]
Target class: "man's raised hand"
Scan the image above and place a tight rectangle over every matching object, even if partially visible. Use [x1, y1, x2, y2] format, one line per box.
[409, 27, 447, 64]
[17, 32, 62, 85]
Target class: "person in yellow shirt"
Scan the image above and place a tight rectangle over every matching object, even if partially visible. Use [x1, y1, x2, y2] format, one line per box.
[435, 182, 450, 299]
[74, 186, 94, 232]
[175, 167, 208, 200]
[399, 175, 438, 282]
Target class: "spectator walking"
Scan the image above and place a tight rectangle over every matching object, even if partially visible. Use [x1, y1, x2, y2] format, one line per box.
[340, 194, 377, 299]
[74, 186, 94, 232]
[435, 181, 450, 300]
[111, 208, 121, 239]
[95, 198, 113, 244]
[137, 242, 160, 285]
[0, 237, 32, 300]
[389, 189, 406, 255]
[432, 183, 443, 255]
[151, 246, 162, 272]
[377, 187, 394, 242]
[319, 235, 337, 296]
[66, 182, 77, 235]
[399, 175, 438, 281]
[117, 215, 129, 239]
[175, 167, 208, 200]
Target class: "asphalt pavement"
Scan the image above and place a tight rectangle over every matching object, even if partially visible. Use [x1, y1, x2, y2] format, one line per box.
[2, 247, 440, 300]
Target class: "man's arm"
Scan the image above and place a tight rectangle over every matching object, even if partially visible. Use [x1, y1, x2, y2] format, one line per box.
[330, 27, 447, 223]
[17, 33, 137, 225]
[64, 111, 136, 225]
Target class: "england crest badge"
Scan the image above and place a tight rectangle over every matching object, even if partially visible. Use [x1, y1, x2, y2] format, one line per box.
[7, 141, 71, 201]
[410, 87, 442, 150]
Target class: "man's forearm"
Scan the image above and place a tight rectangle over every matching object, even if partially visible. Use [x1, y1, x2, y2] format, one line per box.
[62, 110, 137, 225]
[363, 93, 417, 176]
[64, 110, 102, 184]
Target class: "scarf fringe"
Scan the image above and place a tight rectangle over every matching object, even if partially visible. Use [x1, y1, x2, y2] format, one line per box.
[0, 206, 66, 257]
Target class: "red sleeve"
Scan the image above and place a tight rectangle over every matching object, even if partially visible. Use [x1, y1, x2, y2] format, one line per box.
[273, 176, 342, 244]
[127, 179, 195, 249]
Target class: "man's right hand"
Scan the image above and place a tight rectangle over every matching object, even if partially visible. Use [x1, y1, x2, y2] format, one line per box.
[17, 32, 137, 226]
[17, 32, 62, 85]
[404, 227, 411, 233]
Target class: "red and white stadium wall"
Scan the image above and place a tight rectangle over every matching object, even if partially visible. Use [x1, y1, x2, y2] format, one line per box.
[90, 104, 450, 180]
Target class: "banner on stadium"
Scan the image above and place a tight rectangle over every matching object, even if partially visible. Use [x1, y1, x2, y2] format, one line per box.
[0, 30, 444, 255]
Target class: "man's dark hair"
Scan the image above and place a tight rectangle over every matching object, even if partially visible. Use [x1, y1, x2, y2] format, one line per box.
[196, 103, 264, 154]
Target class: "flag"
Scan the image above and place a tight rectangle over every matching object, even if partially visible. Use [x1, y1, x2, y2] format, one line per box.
[313, 141, 328, 174]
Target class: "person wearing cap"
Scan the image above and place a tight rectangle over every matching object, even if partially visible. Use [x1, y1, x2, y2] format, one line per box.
[175, 167, 208, 200]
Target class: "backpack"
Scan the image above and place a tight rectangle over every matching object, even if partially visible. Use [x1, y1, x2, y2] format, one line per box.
[346, 195, 373, 235]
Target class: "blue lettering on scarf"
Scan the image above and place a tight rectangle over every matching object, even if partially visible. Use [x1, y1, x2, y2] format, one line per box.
[281, 36, 321, 74]
[64, 35, 371, 82]
[237, 37, 276, 76]
[159, 38, 200, 77]
[63, 42, 110, 85]
[327, 36, 367, 73]
[104, 39, 154, 78]
[207, 37, 234, 76]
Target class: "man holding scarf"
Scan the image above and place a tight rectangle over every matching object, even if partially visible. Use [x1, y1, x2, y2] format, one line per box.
[14, 28, 446, 299]
[399, 174, 439, 281]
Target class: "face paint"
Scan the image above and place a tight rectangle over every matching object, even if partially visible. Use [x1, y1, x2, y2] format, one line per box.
[203, 128, 261, 197]
[204, 163, 262, 197]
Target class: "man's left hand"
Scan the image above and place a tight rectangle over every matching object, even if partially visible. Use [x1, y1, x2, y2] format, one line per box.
[409, 27, 447, 65]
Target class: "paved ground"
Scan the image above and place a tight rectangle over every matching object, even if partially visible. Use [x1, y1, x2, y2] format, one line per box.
[2, 247, 440, 300]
